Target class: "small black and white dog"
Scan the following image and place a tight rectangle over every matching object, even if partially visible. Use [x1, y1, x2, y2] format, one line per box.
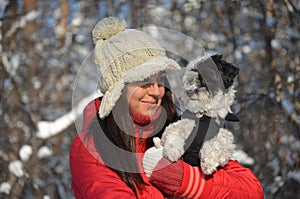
[154, 53, 240, 174]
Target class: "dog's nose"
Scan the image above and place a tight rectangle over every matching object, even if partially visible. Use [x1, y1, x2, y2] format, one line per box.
[186, 89, 197, 98]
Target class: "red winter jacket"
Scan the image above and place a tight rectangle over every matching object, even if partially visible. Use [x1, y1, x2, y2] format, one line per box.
[70, 98, 264, 198]
[70, 98, 165, 199]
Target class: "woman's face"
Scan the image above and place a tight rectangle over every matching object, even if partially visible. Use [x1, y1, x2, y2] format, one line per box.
[126, 73, 165, 116]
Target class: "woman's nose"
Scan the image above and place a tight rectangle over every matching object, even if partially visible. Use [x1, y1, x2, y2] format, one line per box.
[147, 83, 161, 96]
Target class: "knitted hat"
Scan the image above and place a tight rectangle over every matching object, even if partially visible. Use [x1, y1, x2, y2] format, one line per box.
[92, 17, 181, 118]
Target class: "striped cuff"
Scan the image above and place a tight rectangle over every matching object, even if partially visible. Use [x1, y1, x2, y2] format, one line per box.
[176, 161, 213, 198]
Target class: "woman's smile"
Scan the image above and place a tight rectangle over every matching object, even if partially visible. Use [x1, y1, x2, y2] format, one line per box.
[141, 100, 157, 106]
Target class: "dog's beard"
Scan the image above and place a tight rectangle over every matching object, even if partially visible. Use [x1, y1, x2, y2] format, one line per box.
[183, 71, 200, 97]
[185, 89, 212, 115]
[182, 70, 211, 115]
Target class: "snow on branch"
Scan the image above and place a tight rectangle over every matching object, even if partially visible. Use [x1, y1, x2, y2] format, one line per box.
[36, 92, 102, 139]
[5, 10, 41, 38]
[232, 149, 255, 165]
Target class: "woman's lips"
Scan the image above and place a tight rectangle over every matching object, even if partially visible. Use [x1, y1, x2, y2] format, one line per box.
[142, 101, 157, 107]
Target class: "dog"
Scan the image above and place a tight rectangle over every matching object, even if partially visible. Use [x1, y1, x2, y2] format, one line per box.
[154, 53, 240, 175]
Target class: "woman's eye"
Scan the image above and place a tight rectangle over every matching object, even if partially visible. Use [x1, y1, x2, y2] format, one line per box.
[158, 77, 166, 85]
[142, 82, 152, 87]
[133, 74, 166, 87]
[140, 79, 152, 86]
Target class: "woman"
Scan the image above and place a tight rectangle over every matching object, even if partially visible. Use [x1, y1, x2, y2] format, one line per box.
[70, 17, 264, 198]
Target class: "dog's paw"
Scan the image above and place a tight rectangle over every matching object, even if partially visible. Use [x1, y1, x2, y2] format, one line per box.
[163, 135, 186, 162]
[201, 157, 220, 175]
[161, 119, 195, 145]
[200, 128, 235, 175]
[161, 119, 195, 162]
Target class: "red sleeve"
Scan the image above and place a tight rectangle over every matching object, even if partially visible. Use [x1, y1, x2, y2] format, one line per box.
[70, 136, 136, 199]
[200, 160, 264, 199]
[150, 159, 264, 199]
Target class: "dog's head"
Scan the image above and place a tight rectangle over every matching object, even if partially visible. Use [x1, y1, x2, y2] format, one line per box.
[183, 54, 239, 97]
[182, 54, 239, 118]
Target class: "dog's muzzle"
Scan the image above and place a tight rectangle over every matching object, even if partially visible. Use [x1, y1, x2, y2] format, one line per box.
[186, 89, 197, 98]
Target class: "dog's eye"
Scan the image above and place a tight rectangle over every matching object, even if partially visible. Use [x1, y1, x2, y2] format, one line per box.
[186, 90, 196, 97]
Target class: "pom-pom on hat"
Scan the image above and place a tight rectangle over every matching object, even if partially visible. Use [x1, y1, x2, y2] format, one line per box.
[93, 17, 181, 118]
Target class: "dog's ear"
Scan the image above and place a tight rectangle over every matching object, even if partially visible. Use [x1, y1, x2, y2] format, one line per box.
[225, 113, 240, 122]
[211, 54, 239, 89]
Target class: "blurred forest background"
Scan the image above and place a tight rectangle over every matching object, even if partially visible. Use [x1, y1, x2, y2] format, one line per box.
[1, 0, 300, 198]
